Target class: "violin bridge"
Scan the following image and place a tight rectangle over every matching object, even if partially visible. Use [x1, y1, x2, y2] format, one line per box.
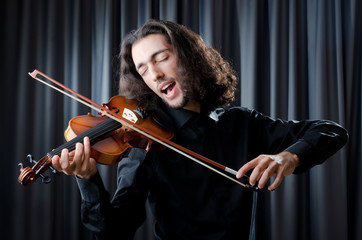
[122, 108, 139, 123]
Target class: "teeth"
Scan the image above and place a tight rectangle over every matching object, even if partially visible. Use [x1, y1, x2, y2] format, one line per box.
[162, 83, 172, 91]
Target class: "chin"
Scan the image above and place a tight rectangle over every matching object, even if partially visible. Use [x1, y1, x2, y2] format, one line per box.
[164, 97, 188, 110]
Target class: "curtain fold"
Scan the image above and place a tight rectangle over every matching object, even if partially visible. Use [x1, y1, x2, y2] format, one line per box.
[2, 0, 360, 240]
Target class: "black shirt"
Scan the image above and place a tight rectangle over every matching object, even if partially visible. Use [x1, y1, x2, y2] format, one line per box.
[76, 106, 348, 240]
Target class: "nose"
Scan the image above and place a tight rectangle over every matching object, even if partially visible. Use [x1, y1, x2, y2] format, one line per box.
[149, 65, 164, 81]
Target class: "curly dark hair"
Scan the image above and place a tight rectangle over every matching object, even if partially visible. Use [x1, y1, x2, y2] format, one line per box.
[118, 19, 237, 113]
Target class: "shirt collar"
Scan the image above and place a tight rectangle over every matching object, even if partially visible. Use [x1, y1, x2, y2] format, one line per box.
[165, 107, 198, 129]
[164, 106, 226, 129]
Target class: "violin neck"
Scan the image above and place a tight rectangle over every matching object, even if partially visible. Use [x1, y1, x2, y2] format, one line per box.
[48, 118, 122, 157]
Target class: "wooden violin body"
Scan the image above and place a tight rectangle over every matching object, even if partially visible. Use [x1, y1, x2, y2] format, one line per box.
[18, 95, 173, 185]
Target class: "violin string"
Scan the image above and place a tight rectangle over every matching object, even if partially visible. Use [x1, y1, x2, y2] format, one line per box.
[49, 118, 122, 157]
[30, 71, 251, 189]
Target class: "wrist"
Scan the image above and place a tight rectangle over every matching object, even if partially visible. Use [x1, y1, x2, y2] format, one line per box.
[281, 151, 301, 167]
[76, 168, 98, 180]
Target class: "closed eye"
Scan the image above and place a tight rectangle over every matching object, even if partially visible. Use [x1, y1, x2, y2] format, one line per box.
[139, 66, 148, 76]
[158, 56, 168, 62]
[155, 52, 169, 63]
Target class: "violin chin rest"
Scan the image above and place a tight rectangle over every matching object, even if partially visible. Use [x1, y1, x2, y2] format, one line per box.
[150, 109, 174, 131]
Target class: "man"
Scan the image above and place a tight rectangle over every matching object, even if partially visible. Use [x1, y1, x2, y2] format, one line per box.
[52, 20, 348, 240]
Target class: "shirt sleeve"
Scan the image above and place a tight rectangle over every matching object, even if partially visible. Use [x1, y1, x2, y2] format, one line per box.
[247, 109, 348, 173]
[282, 120, 349, 173]
[76, 147, 150, 240]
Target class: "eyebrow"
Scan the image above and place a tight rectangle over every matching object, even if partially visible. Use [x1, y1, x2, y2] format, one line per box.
[136, 48, 169, 71]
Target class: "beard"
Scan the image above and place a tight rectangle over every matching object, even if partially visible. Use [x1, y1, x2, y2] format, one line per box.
[163, 92, 189, 110]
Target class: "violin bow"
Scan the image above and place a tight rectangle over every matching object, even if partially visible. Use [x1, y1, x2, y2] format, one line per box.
[28, 70, 258, 191]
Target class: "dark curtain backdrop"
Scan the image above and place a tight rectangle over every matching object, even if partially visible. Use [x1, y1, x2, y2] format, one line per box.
[1, 0, 361, 240]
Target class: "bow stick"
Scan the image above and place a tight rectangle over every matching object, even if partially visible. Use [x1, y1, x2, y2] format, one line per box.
[29, 70, 258, 191]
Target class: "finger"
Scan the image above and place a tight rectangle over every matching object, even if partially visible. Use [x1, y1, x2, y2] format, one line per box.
[256, 161, 280, 188]
[83, 137, 91, 161]
[268, 167, 284, 191]
[248, 166, 265, 186]
[51, 155, 61, 171]
[68, 150, 75, 161]
[60, 148, 70, 169]
[73, 142, 85, 165]
[236, 160, 257, 179]
[79, 137, 92, 173]
[248, 156, 273, 186]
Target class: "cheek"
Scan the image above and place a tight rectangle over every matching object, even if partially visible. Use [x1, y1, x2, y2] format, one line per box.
[143, 79, 159, 94]
[169, 60, 179, 75]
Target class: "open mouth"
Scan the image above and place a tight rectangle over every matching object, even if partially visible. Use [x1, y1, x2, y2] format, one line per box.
[161, 82, 176, 95]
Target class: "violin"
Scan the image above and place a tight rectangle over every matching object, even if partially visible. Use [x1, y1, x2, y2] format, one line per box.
[18, 70, 258, 191]
[18, 95, 173, 185]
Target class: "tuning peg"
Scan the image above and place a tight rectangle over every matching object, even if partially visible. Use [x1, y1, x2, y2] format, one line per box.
[39, 174, 51, 184]
[49, 166, 59, 175]
[27, 154, 36, 164]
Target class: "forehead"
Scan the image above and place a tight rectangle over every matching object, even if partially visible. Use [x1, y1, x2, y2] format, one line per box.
[131, 34, 172, 66]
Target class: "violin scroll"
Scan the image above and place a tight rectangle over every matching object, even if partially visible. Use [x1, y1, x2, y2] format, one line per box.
[18, 154, 58, 185]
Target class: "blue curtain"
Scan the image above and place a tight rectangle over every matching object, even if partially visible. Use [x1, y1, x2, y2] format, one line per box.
[1, 0, 360, 239]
